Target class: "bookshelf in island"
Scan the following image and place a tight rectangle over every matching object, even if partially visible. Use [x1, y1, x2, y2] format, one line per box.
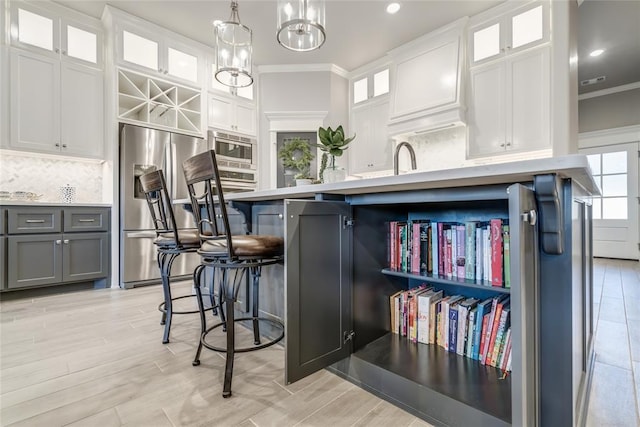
[196, 155, 597, 427]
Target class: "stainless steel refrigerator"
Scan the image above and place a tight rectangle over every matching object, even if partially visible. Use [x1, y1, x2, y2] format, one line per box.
[119, 124, 206, 288]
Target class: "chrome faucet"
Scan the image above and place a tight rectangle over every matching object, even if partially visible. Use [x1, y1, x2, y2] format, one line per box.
[394, 141, 417, 175]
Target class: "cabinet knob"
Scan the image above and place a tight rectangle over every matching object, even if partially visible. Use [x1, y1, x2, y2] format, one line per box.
[506, 142, 511, 147]
[62, 144, 67, 148]
[55, 48, 60, 53]
[63, 239, 70, 244]
[55, 240, 62, 245]
[500, 143, 505, 147]
[278, 213, 284, 219]
[55, 143, 60, 147]
[62, 50, 67, 55]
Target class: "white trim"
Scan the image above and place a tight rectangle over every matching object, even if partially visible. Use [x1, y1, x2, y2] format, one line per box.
[256, 63, 349, 78]
[578, 81, 640, 101]
[262, 111, 328, 189]
[578, 124, 640, 149]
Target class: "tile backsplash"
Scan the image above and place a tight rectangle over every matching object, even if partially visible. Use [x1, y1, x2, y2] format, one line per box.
[0, 153, 105, 203]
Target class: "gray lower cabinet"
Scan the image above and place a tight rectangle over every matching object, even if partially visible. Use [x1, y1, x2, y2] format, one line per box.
[0, 236, 6, 290]
[283, 184, 546, 426]
[4, 206, 110, 291]
[8, 234, 63, 288]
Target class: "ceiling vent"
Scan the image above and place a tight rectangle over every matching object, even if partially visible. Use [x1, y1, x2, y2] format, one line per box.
[581, 76, 606, 86]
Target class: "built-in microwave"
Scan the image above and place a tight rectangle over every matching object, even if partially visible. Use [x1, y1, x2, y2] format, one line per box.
[209, 130, 256, 168]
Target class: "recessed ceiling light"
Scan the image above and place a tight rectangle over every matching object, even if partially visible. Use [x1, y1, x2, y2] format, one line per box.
[589, 49, 604, 57]
[386, 3, 401, 14]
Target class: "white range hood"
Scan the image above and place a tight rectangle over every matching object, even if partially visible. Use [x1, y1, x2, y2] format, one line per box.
[387, 17, 467, 139]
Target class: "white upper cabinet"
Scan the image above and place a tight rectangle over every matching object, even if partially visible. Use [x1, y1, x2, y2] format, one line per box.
[10, 2, 102, 68]
[352, 67, 389, 105]
[208, 92, 256, 136]
[470, 1, 549, 66]
[9, 49, 104, 158]
[467, 1, 551, 159]
[349, 99, 392, 175]
[115, 20, 204, 87]
[388, 18, 467, 136]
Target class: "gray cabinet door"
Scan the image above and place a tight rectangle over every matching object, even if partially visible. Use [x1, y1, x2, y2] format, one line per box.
[507, 183, 538, 427]
[8, 234, 63, 288]
[284, 199, 352, 384]
[253, 203, 285, 238]
[0, 208, 6, 234]
[215, 205, 247, 235]
[63, 233, 109, 282]
[0, 237, 5, 289]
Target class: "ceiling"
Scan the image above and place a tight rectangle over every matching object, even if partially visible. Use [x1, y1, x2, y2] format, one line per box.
[54, 0, 640, 94]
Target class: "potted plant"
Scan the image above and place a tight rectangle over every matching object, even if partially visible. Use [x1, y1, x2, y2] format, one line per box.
[278, 137, 314, 186]
[317, 125, 356, 183]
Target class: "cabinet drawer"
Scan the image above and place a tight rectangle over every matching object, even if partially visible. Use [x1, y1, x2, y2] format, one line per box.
[64, 208, 110, 232]
[8, 208, 62, 234]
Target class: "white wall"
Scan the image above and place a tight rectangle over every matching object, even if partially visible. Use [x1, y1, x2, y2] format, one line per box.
[579, 88, 640, 133]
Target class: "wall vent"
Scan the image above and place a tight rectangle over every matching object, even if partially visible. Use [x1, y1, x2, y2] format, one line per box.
[580, 76, 606, 86]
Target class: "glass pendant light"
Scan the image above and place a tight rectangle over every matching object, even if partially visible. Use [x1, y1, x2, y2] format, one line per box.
[276, 0, 326, 52]
[215, 0, 253, 87]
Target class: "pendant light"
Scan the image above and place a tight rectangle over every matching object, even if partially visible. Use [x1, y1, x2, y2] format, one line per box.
[215, 0, 253, 87]
[276, 0, 326, 52]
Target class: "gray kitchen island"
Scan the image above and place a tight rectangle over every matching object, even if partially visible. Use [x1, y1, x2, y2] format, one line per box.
[189, 154, 597, 427]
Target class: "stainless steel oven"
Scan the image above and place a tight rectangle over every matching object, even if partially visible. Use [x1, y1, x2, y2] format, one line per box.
[209, 130, 257, 192]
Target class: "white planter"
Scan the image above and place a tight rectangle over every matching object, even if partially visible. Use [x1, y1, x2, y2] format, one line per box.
[295, 178, 313, 186]
[323, 168, 346, 183]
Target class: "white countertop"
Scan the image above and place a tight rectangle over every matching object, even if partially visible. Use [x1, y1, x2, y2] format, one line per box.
[213, 155, 597, 202]
[0, 201, 112, 207]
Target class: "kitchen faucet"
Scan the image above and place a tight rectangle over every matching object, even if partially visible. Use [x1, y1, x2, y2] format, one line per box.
[394, 141, 417, 175]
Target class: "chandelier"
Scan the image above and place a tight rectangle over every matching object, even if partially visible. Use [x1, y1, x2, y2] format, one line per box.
[276, 0, 326, 52]
[215, 0, 253, 87]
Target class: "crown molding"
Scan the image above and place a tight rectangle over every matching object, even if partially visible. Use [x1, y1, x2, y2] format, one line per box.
[578, 81, 640, 101]
[578, 124, 640, 148]
[256, 63, 349, 78]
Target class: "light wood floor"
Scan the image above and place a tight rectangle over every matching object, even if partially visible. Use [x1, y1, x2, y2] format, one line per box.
[0, 258, 638, 426]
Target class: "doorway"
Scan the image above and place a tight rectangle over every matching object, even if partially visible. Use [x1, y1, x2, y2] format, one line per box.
[276, 132, 318, 188]
[580, 142, 639, 260]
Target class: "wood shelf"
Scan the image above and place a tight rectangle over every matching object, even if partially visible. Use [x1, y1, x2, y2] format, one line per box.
[381, 268, 511, 294]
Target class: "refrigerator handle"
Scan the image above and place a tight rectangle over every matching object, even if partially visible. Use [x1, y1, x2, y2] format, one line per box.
[169, 141, 178, 200]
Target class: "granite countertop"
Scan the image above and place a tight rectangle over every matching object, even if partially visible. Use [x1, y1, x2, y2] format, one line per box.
[191, 154, 597, 203]
[0, 201, 112, 207]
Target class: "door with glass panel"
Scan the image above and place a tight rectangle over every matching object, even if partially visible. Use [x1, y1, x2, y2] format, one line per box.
[581, 142, 640, 260]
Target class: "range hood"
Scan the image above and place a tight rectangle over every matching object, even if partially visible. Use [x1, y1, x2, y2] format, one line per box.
[387, 17, 467, 139]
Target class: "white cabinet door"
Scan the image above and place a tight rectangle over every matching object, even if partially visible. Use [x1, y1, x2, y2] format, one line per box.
[467, 62, 505, 158]
[235, 101, 256, 136]
[61, 19, 102, 67]
[120, 28, 160, 74]
[11, 3, 59, 57]
[508, 47, 550, 153]
[208, 93, 233, 132]
[392, 40, 459, 119]
[166, 45, 199, 84]
[60, 63, 104, 158]
[349, 101, 391, 175]
[10, 49, 60, 153]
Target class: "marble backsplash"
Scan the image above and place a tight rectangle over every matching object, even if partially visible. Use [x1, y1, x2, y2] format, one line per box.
[0, 153, 105, 203]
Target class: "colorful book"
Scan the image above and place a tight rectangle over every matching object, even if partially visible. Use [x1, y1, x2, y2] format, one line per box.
[457, 298, 478, 355]
[471, 298, 493, 360]
[483, 225, 491, 283]
[411, 221, 421, 273]
[478, 313, 491, 363]
[445, 228, 453, 279]
[503, 224, 511, 288]
[490, 305, 511, 366]
[465, 222, 477, 280]
[432, 221, 439, 276]
[456, 224, 465, 279]
[475, 226, 483, 282]
[485, 297, 510, 364]
[499, 328, 512, 371]
[389, 290, 402, 334]
[390, 221, 397, 270]
[466, 307, 477, 357]
[490, 219, 503, 287]
[437, 223, 445, 276]
[480, 294, 508, 364]
[417, 289, 443, 344]
[419, 222, 432, 273]
[448, 303, 459, 353]
[429, 294, 444, 344]
[442, 295, 463, 350]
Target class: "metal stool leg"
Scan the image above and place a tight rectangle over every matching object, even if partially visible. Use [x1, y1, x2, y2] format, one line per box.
[209, 266, 218, 316]
[160, 252, 179, 344]
[159, 253, 167, 326]
[222, 268, 236, 398]
[252, 266, 261, 346]
[192, 264, 206, 366]
[218, 269, 227, 332]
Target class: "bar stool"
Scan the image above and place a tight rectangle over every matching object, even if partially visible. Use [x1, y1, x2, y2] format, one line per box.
[183, 150, 284, 398]
[139, 169, 217, 344]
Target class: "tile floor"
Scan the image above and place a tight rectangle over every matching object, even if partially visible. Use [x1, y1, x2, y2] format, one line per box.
[0, 258, 638, 426]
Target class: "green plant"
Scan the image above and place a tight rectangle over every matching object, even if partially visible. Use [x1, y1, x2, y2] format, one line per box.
[278, 137, 314, 179]
[317, 125, 356, 181]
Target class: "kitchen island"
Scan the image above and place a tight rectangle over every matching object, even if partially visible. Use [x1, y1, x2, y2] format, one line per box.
[189, 155, 596, 427]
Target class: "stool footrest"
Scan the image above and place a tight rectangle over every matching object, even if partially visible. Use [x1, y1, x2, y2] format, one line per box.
[158, 294, 216, 315]
[200, 317, 284, 353]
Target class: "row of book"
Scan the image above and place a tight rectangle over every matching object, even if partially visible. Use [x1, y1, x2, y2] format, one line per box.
[388, 219, 511, 288]
[390, 285, 512, 371]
